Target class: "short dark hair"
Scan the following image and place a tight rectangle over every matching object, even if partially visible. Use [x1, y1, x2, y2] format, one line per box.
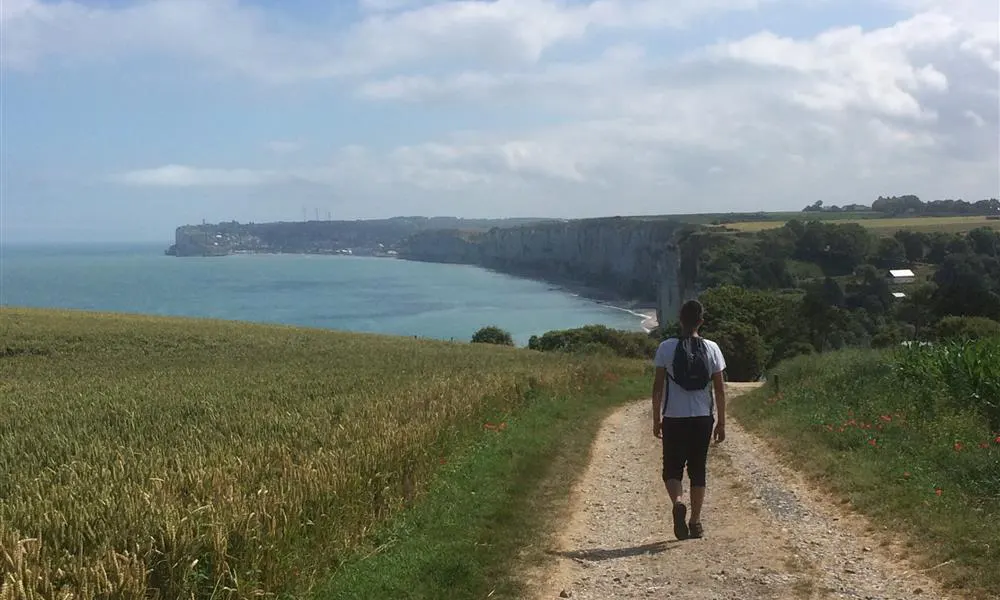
[679, 299, 705, 328]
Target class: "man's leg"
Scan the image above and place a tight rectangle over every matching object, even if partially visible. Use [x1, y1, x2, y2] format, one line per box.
[665, 478, 683, 504]
[689, 486, 706, 522]
[686, 416, 715, 533]
[661, 418, 686, 502]
[662, 418, 691, 539]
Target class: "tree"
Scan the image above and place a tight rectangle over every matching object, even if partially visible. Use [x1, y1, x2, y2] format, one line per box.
[926, 233, 955, 264]
[709, 320, 770, 382]
[771, 340, 816, 363]
[934, 316, 1000, 341]
[846, 265, 893, 315]
[873, 237, 908, 269]
[529, 325, 658, 358]
[471, 326, 514, 346]
[894, 230, 927, 263]
[968, 227, 1000, 257]
[894, 283, 937, 339]
[871, 322, 916, 348]
[933, 254, 1000, 320]
[793, 222, 873, 275]
[824, 223, 873, 275]
[872, 195, 923, 215]
[698, 285, 810, 370]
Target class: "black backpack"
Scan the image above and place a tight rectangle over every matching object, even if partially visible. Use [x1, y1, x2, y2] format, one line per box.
[668, 336, 712, 391]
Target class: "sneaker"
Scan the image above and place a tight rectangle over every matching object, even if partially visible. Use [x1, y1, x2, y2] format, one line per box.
[672, 503, 689, 540]
[688, 521, 704, 539]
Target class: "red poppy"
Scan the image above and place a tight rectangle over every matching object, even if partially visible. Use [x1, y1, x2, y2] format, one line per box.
[979, 442, 989, 449]
[880, 415, 892, 422]
[903, 471, 911, 478]
[868, 438, 877, 447]
[935, 488, 943, 496]
[954, 442, 964, 452]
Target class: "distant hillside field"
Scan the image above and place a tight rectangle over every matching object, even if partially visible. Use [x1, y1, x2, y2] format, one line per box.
[727, 215, 1000, 234]
[0, 309, 645, 599]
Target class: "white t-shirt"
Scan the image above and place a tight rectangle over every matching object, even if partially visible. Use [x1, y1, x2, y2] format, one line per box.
[653, 337, 726, 419]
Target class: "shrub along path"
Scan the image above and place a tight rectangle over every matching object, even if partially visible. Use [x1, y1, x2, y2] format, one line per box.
[528, 384, 959, 600]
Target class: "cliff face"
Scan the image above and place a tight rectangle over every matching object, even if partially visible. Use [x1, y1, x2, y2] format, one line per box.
[400, 218, 698, 325]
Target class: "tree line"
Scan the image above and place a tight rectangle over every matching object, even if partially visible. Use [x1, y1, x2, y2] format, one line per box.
[676, 221, 1000, 380]
[803, 195, 1000, 216]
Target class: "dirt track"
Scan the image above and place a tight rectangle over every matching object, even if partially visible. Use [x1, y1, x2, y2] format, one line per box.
[530, 383, 961, 600]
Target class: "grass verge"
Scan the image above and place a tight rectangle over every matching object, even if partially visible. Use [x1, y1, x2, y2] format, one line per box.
[315, 375, 648, 600]
[733, 346, 1000, 598]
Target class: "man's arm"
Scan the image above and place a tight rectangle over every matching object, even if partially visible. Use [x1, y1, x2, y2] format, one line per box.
[652, 367, 665, 438]
[712, 371, 726, 443]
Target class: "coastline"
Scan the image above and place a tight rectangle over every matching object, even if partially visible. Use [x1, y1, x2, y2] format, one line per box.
[514, 275, 660, 334]
[493, 273, 661, 334]
[597, 303, 659, 333]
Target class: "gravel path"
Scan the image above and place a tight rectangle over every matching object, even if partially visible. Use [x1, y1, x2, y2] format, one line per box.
[531, 383, 962, 600]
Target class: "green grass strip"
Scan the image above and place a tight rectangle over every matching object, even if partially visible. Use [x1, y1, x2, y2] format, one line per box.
[315, 376, 649, 600]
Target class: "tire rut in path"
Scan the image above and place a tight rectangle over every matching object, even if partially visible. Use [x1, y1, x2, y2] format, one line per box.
[530, 384, 960, 600]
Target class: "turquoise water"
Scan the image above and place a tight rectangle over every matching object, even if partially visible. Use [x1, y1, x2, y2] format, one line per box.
[0, 244, 645, 346]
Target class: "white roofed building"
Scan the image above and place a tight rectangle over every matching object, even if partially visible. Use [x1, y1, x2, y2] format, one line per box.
[889, 269, 916, 284]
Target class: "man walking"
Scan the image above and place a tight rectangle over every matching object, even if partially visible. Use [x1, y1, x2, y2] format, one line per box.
[651, 299, 727, 540]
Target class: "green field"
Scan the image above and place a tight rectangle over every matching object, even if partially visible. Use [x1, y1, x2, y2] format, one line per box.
[734, 343, 1000, 598]
[727, 215, 1000, 234]
[0, 309, 646, 599]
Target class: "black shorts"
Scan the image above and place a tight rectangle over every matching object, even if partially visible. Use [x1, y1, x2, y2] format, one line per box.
[661, 416, 715, 487]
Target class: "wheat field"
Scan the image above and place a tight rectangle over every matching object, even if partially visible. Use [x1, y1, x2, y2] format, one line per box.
[727, 215, 1000, 234]
[0, 308, 643, 599]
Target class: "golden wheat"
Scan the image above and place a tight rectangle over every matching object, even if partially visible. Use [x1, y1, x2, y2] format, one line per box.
[0, 308, 642, 599]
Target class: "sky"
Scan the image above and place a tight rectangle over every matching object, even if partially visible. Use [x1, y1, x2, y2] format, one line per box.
[2, 0, 998, 243]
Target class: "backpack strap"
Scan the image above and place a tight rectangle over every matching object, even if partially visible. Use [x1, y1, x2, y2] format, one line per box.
[665, 335, 689, 385]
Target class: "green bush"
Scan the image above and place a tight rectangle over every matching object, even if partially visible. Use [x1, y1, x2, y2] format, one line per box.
[528, 325, 658, 359]
[771, 340, 816, 363]
[871, 322, 916, 349]
[933, 316, 1000, 342]
[471, 326, 515, 346]
[706, 320, 769, 382]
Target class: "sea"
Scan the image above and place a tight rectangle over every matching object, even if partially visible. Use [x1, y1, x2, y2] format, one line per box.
[0, 243, 647, 346]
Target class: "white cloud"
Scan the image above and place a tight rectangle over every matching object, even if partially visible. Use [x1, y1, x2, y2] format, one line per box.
[358, 0, 433, 13]
[113, 165, 282, 187]
[337, 1, 996, 213]
[2, 0, 776, 79]
[10, 0, 1000, 220]
[965, 110, 986, 128]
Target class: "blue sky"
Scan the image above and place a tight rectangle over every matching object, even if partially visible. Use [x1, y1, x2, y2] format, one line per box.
[3, 0, 998, 243]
